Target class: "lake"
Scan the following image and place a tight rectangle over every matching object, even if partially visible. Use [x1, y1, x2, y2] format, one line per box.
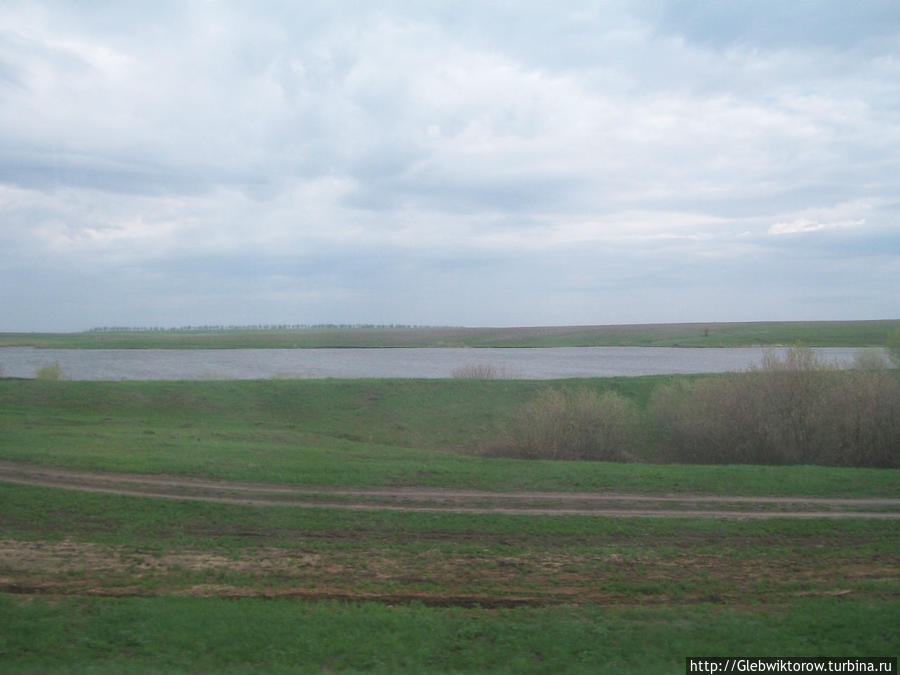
[0, 346, 886, 381]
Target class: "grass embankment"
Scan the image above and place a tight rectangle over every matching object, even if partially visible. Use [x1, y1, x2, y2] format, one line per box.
[1, 377, 897, 672]
[1, 378, 897, 495]
[1, 318, 898, 348]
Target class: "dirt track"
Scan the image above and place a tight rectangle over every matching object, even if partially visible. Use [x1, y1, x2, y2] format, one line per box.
[2, 460, 897, 519]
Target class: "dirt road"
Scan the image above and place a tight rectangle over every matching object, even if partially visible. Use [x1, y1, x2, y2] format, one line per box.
[2, 460, 897, 519]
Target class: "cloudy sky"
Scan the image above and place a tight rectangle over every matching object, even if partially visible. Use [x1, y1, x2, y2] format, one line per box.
[1, 1, 898, 331]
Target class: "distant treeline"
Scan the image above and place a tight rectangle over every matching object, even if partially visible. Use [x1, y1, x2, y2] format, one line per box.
[87, 324, 435, 333]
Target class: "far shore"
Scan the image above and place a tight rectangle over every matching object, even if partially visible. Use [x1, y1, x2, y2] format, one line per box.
[1, 318, 898, 349]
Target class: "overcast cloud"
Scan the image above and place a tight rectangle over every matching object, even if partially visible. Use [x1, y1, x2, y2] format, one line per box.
[1, 1, 898, 330]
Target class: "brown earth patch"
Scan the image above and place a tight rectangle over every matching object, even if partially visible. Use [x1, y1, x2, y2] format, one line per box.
[2, 538, 896, 607]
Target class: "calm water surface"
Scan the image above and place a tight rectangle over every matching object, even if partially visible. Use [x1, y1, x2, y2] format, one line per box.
[0, 346, 885, 381]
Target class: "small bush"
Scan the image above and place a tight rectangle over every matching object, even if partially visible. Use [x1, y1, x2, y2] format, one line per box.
[452, 363, 513, 379]
[36, 362, 63, 380]
[491, 388, 642, 461]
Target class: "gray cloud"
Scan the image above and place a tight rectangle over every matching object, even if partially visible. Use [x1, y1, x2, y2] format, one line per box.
[0, 0, 898, 330]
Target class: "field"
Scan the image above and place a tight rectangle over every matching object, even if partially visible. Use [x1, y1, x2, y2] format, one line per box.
[1, 318, 899, 349]
[1, 378, 898, 672]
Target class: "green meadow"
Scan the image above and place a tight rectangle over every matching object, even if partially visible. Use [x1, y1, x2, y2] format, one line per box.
[2, 596, 896, 674]
[1, 378, 898, 494]
[1, 376, 898, 672]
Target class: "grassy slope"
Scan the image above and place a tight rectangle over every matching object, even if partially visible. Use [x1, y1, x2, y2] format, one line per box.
[2, 376, 897, 672]
[1, 318, 898, 348]
[1, 378, 897, 496]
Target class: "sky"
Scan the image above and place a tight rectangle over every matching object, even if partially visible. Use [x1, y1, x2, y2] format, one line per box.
[1, 1, 898, 331]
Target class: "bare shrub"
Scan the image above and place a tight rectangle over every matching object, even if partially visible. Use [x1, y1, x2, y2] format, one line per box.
[651, 349, 831, 465]
[812, 370, 900, 468]
[759, 345, 827, 373]
[852, 349, 890, 370]
[36, 362, 63, 380]
[493, 388, 641, 461]
[650, 375, 773, 464]
[650, 347, 900, 467]
[452, 363, 505, 379]
[452, 363, 497, 379]
[751, 347, 830, 464]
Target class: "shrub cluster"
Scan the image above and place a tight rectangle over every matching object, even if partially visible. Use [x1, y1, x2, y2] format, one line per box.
[650, 348, 899, 467]
[490, 388, 642, 461]
[492, 348, 899, 467]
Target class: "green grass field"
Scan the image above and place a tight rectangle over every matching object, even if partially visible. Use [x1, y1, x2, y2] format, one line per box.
[4, 595, 896, 674]
[2, 596, 896, 674]
[2, 477, 898, 673]
[2, 318, 898, 349]
[2, 378, 898, 495]
[1, 377, 897, 672]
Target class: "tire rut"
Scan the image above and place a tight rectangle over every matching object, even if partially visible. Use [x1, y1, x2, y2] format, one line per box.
[1, 460, 898, 519]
